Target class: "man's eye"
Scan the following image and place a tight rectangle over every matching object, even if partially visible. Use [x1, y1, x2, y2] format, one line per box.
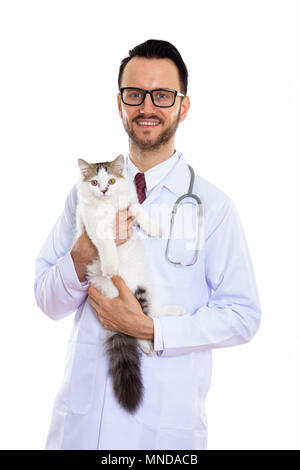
[90, 180, 98, 186]
[130, 92, 142, 98]
[108, 178, 116, 185]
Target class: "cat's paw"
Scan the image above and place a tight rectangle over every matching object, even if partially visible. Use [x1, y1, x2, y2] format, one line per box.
[148, 220, 164, 238]
[159, 305, 186, 317]
[101, 259, 119, 279]
[138, 339, 156, 356]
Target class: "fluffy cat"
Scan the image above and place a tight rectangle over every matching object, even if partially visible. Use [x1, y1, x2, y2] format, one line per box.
[74, 154, 185, 413]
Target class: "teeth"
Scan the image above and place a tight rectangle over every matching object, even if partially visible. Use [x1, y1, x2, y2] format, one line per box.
[138, 121, 159, 126]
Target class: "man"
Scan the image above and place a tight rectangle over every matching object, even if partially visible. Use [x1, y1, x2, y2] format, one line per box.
[34, 39, 261, 450]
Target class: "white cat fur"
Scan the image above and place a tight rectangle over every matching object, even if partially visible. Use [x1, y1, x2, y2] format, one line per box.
[74, 154, 185, 355]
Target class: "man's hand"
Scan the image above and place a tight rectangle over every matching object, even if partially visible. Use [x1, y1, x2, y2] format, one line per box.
[71, 226, 98, 282]
[88, 276, 154, 341]
[71, 209, 134, 282]
[115, 210, 134, 246]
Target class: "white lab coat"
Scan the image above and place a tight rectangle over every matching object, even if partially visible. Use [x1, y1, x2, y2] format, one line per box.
[34, 152, 261, 450]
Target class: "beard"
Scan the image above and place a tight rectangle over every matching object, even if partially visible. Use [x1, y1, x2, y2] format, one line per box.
[122, 109, 181, 152]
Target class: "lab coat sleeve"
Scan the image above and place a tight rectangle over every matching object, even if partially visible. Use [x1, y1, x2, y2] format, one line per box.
[33, 185, 89, 320]
[158, 199, 262, 357]
[153, 317, 164, 354]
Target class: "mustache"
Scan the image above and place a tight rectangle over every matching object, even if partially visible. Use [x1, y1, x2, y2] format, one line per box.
[133, 114, 163, 123]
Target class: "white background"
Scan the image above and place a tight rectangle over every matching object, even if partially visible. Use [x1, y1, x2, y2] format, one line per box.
[0, 0, 299, 450]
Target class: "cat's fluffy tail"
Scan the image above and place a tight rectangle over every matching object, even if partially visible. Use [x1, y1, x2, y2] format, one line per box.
[105, 333, 143, 413]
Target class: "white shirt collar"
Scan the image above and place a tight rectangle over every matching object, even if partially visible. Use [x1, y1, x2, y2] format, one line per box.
[125, 150, 180, 195]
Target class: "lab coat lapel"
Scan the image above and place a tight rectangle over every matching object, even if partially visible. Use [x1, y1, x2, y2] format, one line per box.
[142, 183, 164, 206]
[143, 154, 191, 206]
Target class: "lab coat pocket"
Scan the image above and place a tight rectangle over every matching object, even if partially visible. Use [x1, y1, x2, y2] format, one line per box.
[69, 343, 98, 415]
[165, 199, 203, 265]
[159, 237, 201, 288]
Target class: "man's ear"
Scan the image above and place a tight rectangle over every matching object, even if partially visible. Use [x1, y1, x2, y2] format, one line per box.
[179, 95, 190, 123]
[117, 93, 122, 117]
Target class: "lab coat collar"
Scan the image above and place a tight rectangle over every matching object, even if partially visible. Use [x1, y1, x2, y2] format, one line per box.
[126, 150, 180, 194]
[125, 151, 191, 201]
[159, 152, 192, 197]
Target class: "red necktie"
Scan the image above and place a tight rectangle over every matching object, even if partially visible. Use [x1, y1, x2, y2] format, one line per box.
[134, 172, 146, 204]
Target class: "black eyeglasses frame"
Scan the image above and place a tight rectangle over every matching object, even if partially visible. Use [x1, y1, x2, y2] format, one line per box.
[119, 87, 185, 108]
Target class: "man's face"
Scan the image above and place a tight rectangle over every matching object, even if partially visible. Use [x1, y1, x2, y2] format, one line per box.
[118, 57, 189, 151]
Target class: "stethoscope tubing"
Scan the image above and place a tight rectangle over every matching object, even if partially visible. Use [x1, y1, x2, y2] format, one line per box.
[165, 165, 203, 267]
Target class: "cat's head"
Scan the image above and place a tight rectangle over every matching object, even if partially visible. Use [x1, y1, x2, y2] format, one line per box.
[77, 154, 126, 199]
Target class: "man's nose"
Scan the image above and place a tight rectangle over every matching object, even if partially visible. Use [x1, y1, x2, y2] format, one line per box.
[139, 92, 155, 113]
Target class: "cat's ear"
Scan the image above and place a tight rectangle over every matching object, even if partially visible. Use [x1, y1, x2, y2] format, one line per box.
[111, 154, 125, 176]
[78, 158, 91, 178]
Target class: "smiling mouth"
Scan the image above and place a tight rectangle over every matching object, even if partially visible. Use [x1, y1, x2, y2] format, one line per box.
[135, 119, 160, 127]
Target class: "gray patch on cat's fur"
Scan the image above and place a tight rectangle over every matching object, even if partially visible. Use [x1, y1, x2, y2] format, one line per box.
[81, 160, 125, 182]
[134, 286, 150, 316]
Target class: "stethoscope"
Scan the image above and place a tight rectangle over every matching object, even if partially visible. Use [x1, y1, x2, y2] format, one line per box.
[165, 165, 203, 267]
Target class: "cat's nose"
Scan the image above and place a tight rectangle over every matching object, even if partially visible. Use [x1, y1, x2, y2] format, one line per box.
[101, 187, 108, 194]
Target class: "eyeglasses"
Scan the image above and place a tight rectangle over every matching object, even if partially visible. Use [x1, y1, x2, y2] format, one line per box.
[120, 87, 185, 108]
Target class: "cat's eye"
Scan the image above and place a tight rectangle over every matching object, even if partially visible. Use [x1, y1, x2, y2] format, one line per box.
[108, 178, 116, 185]
[90, 180, 98, 186]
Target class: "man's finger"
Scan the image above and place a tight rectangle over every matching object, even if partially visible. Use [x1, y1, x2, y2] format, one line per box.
[111, 275, 130, 299]
[88, 285, 103, 297]
[88, 285, 106, 305]
[89, 297, 99, 311]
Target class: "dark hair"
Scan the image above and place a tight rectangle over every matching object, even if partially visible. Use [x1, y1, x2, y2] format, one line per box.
[118, 39, 188, 95]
